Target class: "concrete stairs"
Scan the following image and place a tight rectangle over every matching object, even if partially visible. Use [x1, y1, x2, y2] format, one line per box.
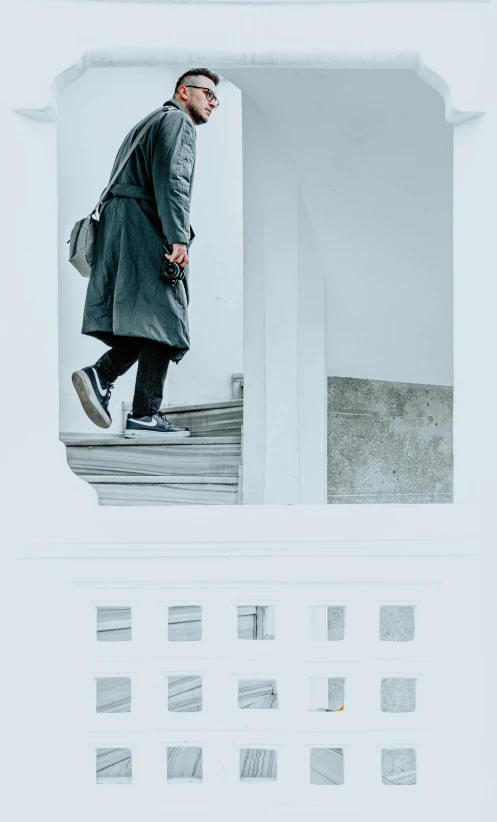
[62, 394, 243, 506]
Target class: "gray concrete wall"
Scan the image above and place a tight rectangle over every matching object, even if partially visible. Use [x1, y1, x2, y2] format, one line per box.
[327, 377, 453, 504]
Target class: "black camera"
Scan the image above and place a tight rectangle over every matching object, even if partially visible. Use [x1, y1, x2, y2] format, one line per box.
[160, 241, 186, 284]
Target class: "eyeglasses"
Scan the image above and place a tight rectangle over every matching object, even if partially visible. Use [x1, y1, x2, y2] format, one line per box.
[184, 85, 219, 108]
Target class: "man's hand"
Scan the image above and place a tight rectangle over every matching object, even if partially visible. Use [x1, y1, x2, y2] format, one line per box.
[165, 243, 189, 269]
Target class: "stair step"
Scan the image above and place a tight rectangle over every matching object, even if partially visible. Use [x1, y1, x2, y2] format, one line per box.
[80, 475, 237, 483]
[61, 433, 240, 446]
[121, 400, 243, 436]
[65, 439, 241, 478]
[84, 475, 239, 506]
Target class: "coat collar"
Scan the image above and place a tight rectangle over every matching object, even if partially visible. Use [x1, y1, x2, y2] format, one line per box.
[163, 97, 187, 115]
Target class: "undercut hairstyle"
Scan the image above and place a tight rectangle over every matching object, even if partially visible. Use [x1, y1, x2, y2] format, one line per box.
[174, 68, 220, 96]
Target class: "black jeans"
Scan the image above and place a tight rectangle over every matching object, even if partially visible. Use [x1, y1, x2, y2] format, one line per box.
[95, 335, 173, 417]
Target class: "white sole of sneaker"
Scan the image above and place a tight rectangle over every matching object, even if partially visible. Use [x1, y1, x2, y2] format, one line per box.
[123, 428, 191, 439]
[72, 369, 112, 429]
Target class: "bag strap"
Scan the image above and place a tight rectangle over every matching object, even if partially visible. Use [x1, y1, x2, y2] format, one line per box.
[93, 105, 174, 216]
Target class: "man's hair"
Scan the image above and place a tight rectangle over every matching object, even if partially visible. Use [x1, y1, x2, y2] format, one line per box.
[174, 68, 220, 96]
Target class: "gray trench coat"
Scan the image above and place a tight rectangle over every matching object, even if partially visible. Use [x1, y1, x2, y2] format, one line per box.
[82, 98, 196, 364]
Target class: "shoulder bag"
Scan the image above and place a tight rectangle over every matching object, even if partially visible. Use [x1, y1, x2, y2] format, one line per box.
[68, 106, 171, 278]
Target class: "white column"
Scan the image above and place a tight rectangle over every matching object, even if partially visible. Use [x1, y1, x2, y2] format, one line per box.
[453, 107, 497, 815]
[242, 96, 267, 504]
[242, 99, 300, 504]
[297, 185, 328, 503]
[453, 112, 497, 506]
[262, 153, 300, 504]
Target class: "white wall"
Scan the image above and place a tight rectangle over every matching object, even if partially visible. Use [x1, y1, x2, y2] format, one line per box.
[5, 3, 497, 820]
[229, 67, 453, 387]
[233, 66, 453, 502]
[58, 67, 244, 433]
[322, 70, 453, 386]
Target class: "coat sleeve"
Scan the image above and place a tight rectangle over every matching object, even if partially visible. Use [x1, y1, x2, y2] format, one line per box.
[152, 112, 196, 245]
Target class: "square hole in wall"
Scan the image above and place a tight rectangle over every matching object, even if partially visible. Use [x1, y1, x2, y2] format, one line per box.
[168, 676, 203, 712]
[309, 605, 345, 641]
[380, 606, 415, 641]
[309, 677, 345, 712]
[382, 748, 417, 785]
[310, 748, 344, 785]
[240, 748, 277, 781]
[167, 747, 203, 782]
[238, 679, 278, 709]
[237, 606, 275, 640]
[96, 748, 132, 784]
[381, 678, 416, 713]
[328, 606, 345, 640]
[96, 607, 131, 642]
[168, 606, 202, 641]
[96, 677, 131, 713]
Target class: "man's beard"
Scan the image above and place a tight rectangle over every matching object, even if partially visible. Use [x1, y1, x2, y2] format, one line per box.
[186, 100, 208, 125]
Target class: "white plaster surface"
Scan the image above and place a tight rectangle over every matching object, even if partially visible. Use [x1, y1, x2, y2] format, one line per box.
[3, 4, 497, 822]
[229, 67, 454, 387]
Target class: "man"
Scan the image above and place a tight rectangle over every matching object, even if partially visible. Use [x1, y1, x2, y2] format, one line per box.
[72, 68, 219, 438]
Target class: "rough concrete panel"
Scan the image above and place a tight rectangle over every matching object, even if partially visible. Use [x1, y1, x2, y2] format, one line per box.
[380, 605, 415, 641]
[328, 493, 452, 504]
[382, 749, 417, 785]
[381, 678, 416, 713]
[327, 377, 453, 504]
[328, 677, 345, 711]
[328, 606, 345, 640]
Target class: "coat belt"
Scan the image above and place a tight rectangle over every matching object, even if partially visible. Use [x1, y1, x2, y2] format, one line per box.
[106, 183, 156, 203]
[103, 183, 195, 244]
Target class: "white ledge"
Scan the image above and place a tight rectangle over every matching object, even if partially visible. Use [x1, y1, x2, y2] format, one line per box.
[14, 45, 486, 125]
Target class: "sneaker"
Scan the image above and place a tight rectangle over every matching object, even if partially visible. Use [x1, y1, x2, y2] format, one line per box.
[124, 410, 191, 439]
[72, 365, 114, 429]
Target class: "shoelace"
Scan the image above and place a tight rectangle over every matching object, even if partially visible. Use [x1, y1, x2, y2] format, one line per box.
[102, 381, 114, 407]
[154, 411, 170, 425]
[95, 369, 114, 397]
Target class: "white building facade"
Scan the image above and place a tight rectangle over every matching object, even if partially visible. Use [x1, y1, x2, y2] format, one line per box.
[3, 0, 497, 819]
